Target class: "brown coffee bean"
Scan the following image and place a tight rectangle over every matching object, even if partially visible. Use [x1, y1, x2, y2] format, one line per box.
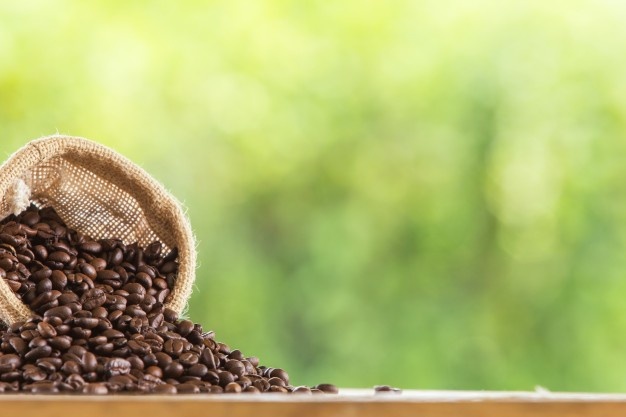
[174, 383, 198, 394]
[80, 241, 102, 254]
[104, 358, 131, 377]
[61, 360, 81, 375]
[179, 352, 199, 367]
[82, 383, 108, 394]
[225, 360, 246, 377]
[225, 382, 242, 393]
[48, 251, 71, 264]
[27, 381, 59, 393]
[77, 262, 97, 279]
[0, 354, 22, 372]
[164, 339, 184, 357]
[374, 385, 401, 394]
[268, 377, 286, 387]
[128, 340, 151, 355]
[316, 383, 339, 394]
[43, 305, 72, 320]
[102, 329, 124, 339]
[8, 337, 27, 355]
[37, 322, 57, 338]
[36, 278, 53, 294]
[270, 368, 290, 384]
[200, 348, 217, 369]
[81, 352, 97, 373]
[81, 288, 107, 311]
[49, 336, 72, 350]
[25, 346, 52, 361]
[97, 269, 120, 281]
[164, 362, 184, 378]
[154, 383, 177, 394]
[218, 371, 235, 387]
[50, 270, 68, 290]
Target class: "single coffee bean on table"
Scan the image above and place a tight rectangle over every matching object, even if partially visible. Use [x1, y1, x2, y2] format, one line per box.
[0, 205, 337, 394]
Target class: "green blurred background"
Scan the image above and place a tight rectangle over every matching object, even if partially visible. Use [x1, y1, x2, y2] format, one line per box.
[2, 0, 626, 392]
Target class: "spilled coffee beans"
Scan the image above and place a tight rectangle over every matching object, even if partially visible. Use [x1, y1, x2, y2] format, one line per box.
[0, 205, 337, 394]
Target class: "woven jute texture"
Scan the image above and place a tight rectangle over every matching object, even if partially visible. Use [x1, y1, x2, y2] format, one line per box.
[0, 135, 196, 324]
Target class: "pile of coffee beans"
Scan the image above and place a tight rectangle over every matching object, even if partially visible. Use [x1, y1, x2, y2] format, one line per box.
[0, 205, 338, 394]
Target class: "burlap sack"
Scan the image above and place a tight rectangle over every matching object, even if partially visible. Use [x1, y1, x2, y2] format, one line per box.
[0, 135, 196, 324]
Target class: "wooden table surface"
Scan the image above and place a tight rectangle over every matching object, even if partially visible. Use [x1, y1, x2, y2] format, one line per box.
[3, 389, 626, 417]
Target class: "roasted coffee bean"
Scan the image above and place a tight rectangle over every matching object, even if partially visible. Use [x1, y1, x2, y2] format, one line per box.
[316, 383, 339, 394]
[104, 358, 131, 377]
[218, 371, 235, 387]
[82, 383, 108, 394]
[178, 383, 200, 394]
[37, 322, 57, 338]
[225, 360, 245, 378]
[50, 271, 68, 291]
[163, 362, 184, 378]
[374, 385, 402, 394]
[154, 383, 177, 394]
[179, 352, 199, 367]
[8, 337, 27, 355]
[270, 368, 289, 384]
[177, 320, 194, 337]
[48, 251, 71, 264]
[293, 386, 312, 394]
[0, 354, 22, 372]
[25, 346, 52, 361]
[43, 305, 72, 320]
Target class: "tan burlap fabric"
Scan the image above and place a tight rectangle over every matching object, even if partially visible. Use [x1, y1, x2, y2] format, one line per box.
[0, 135, 196, 324]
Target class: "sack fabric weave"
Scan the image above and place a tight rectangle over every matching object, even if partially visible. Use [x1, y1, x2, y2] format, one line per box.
[0, 135, 196, 324]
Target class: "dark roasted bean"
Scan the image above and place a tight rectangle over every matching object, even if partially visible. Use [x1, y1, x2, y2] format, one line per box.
[316, 383, 339, 394]
[37, 322, 57, 338]
[43, 305, 72, 320]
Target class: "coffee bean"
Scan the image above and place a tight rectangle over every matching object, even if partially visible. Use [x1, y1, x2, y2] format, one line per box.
[218, 371, 235, 387]
[177, 383, 200, 394]
[48, 251, 71, 264]
[316, 383, 339, 394]
[104, 358, 131, 377]
[27, 381, 59, 393]
[43, 305, 72, 320]
[50, 270, 68, 291]
[61, 361, 81, 375]
[179, 352, 199, 367]
[0, 354, 22, 372]
[225, 360, 245, 377]
[78, 263, 97, 279]
[177, 320, 194, 337]
[25, 346, 52, 361]
[200, 348, 217, 369]
[154, 383, 177, 394]
[270, 368, 289, 384]
[79, 241, 102, 254]
[164, 362, 184, 378]
[80, 288, 107, 310]
[8, 337, 27, 355]
[374, 385, 402, 394]
[82, 383, 108, 394]
[225, 382, 242, 393]
[37, 322, 57, 338]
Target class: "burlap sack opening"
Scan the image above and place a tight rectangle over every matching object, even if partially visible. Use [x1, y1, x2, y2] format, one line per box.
[0, 135, 196, 324]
